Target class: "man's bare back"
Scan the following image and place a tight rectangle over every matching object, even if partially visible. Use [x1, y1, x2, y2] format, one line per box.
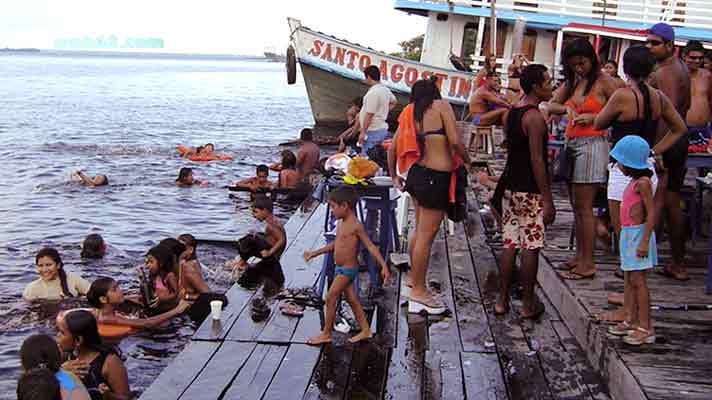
[264, 218, 286, 259]
[651, 57, 690, 138]
[687, 67, 712, 126]
[297, 141, 320, 179]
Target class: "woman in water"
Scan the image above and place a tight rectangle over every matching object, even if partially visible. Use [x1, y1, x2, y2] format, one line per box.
[276, 151, 301, 190]
[73, 171, 108, 187]
[401, 78, 471, 314]
[87, 277, 189, 329]
[24, 247, 91, 301]
[543, 38, 618, 280]
[145, 245, 180, 312]
[19, 334, 90, 400]
[175, 167, 206, 187]
[56, 310, 130, 400]
[81, 234, 106, 259]
[176, 234, 211, 300]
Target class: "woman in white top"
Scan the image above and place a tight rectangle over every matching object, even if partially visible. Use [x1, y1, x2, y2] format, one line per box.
[23, 247, 90, 301]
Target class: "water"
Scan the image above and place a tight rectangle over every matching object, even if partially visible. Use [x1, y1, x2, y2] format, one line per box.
[0, 51, 313, 398]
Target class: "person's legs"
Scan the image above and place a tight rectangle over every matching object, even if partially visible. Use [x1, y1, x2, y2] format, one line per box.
[409, 206, 445, 304]
[665, 189, 688, 279]
[309, 275, 351, 344]
[495, 247, 517, 314]
[608, 200, 621, 240]
[567, 184, 598, 277]
[479, 108, 508, 126]
[344, 284, 372, 343]
[519, 249, 541, 316]
[407, 200, 421, 288]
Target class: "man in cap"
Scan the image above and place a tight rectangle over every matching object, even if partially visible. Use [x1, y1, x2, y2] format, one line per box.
[647, 22, 691, 281]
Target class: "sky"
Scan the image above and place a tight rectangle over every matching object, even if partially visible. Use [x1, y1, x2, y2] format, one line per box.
[0, 0, 427, 54]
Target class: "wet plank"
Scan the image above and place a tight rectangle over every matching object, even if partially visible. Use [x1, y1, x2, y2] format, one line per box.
[291, 308, 323, 344]
[460, 352, 508, 400]
[178, 341, 256, 400]
[426, 234, 461, 352]
[423, 350, 466, 400]
[446, 223, 494, 353]
[374, 262, 400, 348]
[261, 344, 322, 400]
[345, 341, 390, 400]
[192, 283, 254, 341]
[302, 342, 354, 400]
[221, 344, 289, 400]
[138, 341, 220, 400]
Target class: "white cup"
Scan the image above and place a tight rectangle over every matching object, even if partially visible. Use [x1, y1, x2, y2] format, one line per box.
[210, 300, 223, 320]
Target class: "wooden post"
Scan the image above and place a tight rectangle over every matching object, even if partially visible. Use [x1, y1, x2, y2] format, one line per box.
[554, 29, 564, 80]
[490, 0, 497, 56]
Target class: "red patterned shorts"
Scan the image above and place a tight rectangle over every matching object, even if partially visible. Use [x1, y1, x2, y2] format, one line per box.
[501, 191, 545, 250]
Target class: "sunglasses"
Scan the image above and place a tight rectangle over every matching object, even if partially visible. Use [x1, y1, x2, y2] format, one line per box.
[646, 39, 664, 47]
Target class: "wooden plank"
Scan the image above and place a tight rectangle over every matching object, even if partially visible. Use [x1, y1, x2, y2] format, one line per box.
[261, 344, 322, 400]
[222, 344, 289, 400]
[460, 352, 508, 400]
[138, 341, 220, 400]
[291, 308, 323, 345]
[446, 223, 495, 353]
[374, 263, 400, 349]
[192, 283, 255, 341]
[302, 342, 354, 400]
[345, 341, 390, 399]
[178, 341, 256, 400]
[426, 234, 461, 352]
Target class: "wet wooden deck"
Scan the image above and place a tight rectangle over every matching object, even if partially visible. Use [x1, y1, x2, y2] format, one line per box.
[139, 186, 611, 399]
[478, 153, 712, 400]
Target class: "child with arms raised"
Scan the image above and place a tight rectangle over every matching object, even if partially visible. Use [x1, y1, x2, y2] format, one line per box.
[303, 187, 391, 345]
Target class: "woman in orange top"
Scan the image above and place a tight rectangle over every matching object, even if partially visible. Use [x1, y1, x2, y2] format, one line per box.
[543, 38, 618, 280]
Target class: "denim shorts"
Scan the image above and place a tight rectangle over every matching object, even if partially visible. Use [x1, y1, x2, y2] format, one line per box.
[566, 135, 609, 184]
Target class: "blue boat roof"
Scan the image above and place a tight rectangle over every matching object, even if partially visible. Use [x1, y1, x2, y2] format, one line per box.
[394, 0, 712, 42]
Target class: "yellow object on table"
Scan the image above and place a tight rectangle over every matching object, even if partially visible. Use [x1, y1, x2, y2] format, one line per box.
[348, 157, 379, 179]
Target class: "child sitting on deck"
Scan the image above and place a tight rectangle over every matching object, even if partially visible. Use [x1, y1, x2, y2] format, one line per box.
[234, 195, 286, 296]
[606, 136, 657, 346]
[235, 164, 274, 193]
[303, 187, 391, 345]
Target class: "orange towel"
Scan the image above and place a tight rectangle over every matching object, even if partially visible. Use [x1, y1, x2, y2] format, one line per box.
[395, 104, 420, 176]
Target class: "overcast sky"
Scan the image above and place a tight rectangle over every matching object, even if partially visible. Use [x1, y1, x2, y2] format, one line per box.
[0, 0, 427, 54]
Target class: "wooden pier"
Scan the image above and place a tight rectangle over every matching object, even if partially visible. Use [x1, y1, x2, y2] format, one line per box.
[139, 186, 611, 399]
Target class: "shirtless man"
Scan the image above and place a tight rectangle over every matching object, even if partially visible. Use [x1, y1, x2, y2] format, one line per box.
[683, 41, 712, 142]
[468, 72, 511, 127]
[296, 128, 321, 181]
[647, 23, 692, 281]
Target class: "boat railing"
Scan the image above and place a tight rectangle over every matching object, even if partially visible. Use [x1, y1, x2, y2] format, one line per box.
[414, 0, 712, 30]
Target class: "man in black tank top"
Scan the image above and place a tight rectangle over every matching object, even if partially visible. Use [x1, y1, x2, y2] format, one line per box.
[494, 65, 556, 318]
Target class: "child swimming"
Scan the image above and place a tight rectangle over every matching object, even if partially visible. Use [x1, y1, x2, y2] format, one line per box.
[81, 234, 106, 259]
[87, 277, 190, 330]
[23, 247, 91, 301]
[144, 245, 180, 313]
[19, 334, 90, 400]
[303, 187, 391, 345]
[72, 171, 108, 187]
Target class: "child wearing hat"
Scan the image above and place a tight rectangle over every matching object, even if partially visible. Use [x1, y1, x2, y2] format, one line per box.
[607, 136, 658, 345]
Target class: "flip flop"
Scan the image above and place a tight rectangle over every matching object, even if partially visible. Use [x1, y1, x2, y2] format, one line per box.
[280, 302, 304, 317]
[560, 270, 596, 280]
[656, 267, 690, 281]
[307, 336, 332, 346]
[520, 302, 545, 320]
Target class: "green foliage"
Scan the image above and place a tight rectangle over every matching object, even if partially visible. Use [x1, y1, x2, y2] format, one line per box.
[390, 34, 424, 61]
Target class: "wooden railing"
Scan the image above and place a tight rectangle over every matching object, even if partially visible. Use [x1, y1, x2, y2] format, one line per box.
[408, 0, 712, 30]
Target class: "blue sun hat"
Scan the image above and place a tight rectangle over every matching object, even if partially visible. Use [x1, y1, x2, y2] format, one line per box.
[610, 136, 650, 170]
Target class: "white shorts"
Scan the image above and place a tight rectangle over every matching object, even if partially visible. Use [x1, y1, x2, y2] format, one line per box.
[607, 159, 658, 202]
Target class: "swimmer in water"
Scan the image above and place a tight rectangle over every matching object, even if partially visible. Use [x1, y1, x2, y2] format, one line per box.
[23, 247, 91, 302]
[176, 234, 211, 300]
[73, 171, 108, 187]
[275, 151, 300, 189]
[199, 143, 215, 156]
[235, 164, 274, 193]
[87, 277, 189, 329]
[144, 245, 180, 313]
[175, 167, 206, 187]
[81, 234, 106, 259]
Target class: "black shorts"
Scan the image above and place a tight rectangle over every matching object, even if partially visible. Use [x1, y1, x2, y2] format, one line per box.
[405, 163, 451, 211]
[662, 133, 689, 193]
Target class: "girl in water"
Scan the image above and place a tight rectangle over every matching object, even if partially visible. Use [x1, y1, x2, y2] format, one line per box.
[24, 248, 91, 301]
[176, 234, 210, 300]
[56, 310, 130, 400]
[277, 151, 300, 190]
[145, 245, 180, 312]
[81, 234, 106, 259]
[175, 167, 207, 187]
[87, 277, 189, 330]
[19, 334, 90, 400]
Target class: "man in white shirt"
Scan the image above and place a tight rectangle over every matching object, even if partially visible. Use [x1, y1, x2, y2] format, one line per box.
[358, 65, 396, 155]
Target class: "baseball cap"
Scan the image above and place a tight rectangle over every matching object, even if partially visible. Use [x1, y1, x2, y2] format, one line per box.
[649, 23, 675, 42]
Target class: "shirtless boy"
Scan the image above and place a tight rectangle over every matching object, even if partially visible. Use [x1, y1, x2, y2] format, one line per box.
[303, 187, 391, 345]
[235, 165, 274, 193]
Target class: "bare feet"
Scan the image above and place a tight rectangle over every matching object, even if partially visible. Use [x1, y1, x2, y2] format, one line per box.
[561, 266, 596, 280]
[657, 264, 689, 281]
[494, 301, 509, 315]
[348, 329, 373, 343]
[519, 302, 545, 319]
[561, 258, 578, 270]
[307, 333, 332, 346]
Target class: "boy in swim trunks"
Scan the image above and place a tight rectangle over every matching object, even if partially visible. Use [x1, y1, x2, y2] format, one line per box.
[303, 187, 391, 345]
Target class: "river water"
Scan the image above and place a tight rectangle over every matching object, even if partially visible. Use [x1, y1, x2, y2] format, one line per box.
[0, 50, 313, 398]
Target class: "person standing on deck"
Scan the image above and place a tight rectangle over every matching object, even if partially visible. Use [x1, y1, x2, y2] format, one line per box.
[683, 41, 712, 146]
[542, 38, 618, 281]
[646, 23, 692, 281]
[493, 64, 556, 318]
[358, 65, 396, 155]
[295, 128, 321, 182]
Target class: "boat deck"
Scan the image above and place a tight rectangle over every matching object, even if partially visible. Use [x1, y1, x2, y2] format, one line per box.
[139, 190, 610, 399]
[479, 154, 712, 400]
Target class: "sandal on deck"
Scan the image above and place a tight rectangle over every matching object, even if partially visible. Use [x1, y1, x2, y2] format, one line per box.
[623, 327, 656, 345]
[560, 270, 596, 281]
[656, 266, 689, 281]
[608, 321, 636, 336]
[280, 302, 304, 317]
[406, 295, 447, 315]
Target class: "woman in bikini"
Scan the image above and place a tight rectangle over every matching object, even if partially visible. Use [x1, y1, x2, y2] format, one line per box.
[542, 38, 619, 281]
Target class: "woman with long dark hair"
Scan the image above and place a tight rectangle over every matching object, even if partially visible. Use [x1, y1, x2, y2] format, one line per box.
[81, 234, 106, 259]
[56, 310, 129, 400]
[543, 38, 619, 280]
[592, 45, 687, 322]
[24, 248, 91, 301]
[393, 77, 470, 314]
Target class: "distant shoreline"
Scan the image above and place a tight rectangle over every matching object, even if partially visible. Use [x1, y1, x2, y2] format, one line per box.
[0, 48, 268, 61]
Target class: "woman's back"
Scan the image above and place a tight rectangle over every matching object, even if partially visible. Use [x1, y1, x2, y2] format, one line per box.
[611, 85, 662, 147]
[417, 100, 454, 172]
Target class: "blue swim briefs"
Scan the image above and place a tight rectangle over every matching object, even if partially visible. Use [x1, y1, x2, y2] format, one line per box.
[335, 265, 358, 281]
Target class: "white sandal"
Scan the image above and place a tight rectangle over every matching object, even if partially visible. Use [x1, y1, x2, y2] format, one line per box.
[608, 321, 636, 336]
[623, 327, 656, 345]
[406, 295, 447, 315]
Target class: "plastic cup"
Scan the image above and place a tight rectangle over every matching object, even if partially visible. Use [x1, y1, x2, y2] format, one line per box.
[210, 300, 223, 320]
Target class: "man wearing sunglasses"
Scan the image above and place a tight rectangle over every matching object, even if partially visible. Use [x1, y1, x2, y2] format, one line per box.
[647, 23, 692, 281]
[683, 40, 712, 145]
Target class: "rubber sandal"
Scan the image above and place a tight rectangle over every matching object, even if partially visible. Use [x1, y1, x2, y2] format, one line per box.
[623, 327, 656, 345]
[280, 302, 304, 317]
[560, 270, 596, 280]
[406, 295, 447, 315]
[656, 267, 689, 281]
[608, 321, 636, 336]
